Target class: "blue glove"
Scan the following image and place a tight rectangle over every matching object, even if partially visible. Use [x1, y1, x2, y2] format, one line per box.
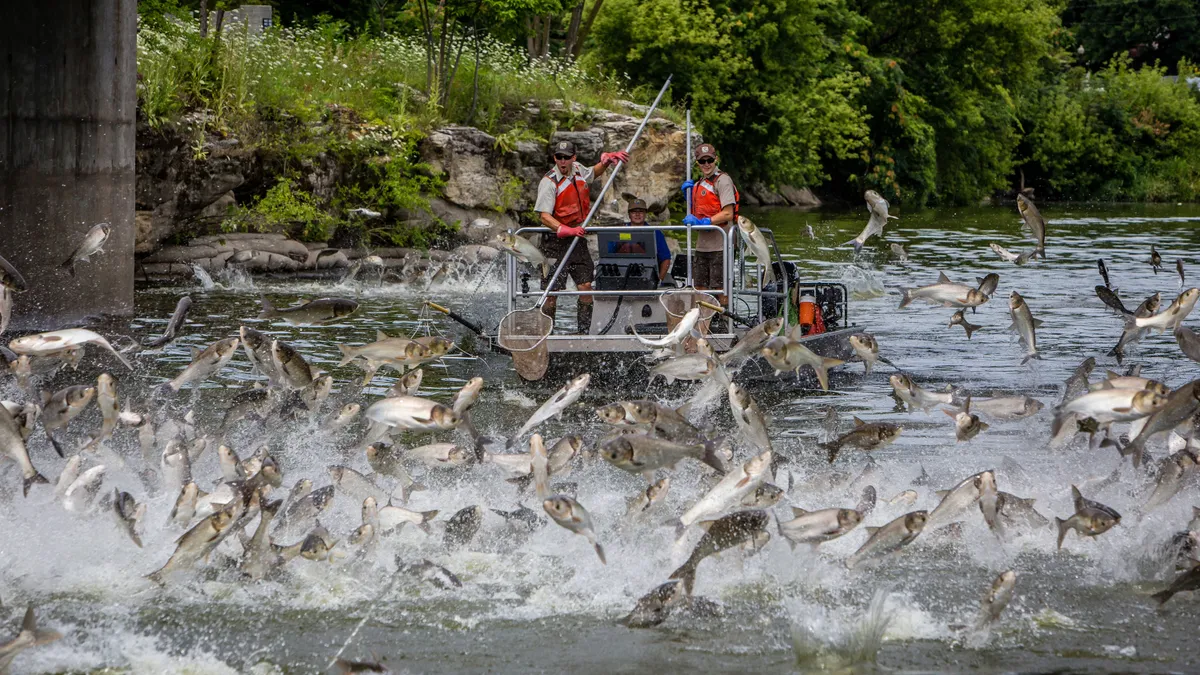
[681, 180, 694, 194]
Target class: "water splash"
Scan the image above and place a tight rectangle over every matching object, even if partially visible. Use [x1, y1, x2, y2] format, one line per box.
[789, 587, 896, 671]
[839, 264, 886, 300]
[216, 265, 257, 291]
[191, 264, 216, 290]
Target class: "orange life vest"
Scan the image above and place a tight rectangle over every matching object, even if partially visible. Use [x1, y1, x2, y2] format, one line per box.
[691, 171, 739, 221]
[549, 169, 591, 227]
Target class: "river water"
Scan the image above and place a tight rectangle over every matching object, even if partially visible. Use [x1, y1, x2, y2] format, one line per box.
[3, 203, 1200, 673]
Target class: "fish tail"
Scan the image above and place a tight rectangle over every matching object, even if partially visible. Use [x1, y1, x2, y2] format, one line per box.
[258, 295, 276, 319]
[1054, 517, 1069, 550]
[667, 562, 696, 595]
[1152, 589, 1175, 605]
[898, 288, 913, 309]
[701, 437, 729, 474]
[418, 510, 439, 535]
[47, 432, 65, 458]
[22, 472, 48, 497]
[336, 344, 357, 367]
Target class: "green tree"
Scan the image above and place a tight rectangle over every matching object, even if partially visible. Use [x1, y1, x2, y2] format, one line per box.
[1064, 0, 1200, 73]
[585, 0, 872, 191]
[845, 0, 1060, 205]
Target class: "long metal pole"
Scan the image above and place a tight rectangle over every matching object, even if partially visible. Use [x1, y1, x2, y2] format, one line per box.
[685, 109, 693, 288]
[535, 75, 672, 308]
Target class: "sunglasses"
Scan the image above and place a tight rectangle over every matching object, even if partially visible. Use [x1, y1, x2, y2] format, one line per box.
[697, 157, 715, 165]
[554, 154, 574, 160]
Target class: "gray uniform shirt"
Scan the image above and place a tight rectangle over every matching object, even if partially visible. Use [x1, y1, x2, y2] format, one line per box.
[695, 171, 737, 252]
[535, 162, 596, 216]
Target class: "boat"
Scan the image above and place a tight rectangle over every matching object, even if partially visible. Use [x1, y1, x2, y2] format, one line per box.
[467, 222, 864, 385]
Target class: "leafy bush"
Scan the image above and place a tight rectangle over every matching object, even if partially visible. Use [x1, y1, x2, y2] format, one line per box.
[1021, 58, 1200, 200]
[224, 177, 334, 240]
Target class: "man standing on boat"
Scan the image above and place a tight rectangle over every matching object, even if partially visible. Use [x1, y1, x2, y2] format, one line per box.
[680, 143, 739, 297]
[535, 140, 629, 333]
[625, 198, 675, 286]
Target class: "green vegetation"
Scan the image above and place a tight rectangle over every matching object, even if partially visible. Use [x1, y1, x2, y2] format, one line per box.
[138, 0, 1200, 216]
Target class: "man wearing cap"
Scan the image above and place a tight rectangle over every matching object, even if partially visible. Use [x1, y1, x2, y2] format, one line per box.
[534, 139, 629, 332]
[680, 143, 739, 296]
[626, 198, 674, 285]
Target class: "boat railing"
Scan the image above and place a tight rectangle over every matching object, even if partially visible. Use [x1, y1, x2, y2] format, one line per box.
[507, 224, 791, 330]
[508, 225, 732, 311]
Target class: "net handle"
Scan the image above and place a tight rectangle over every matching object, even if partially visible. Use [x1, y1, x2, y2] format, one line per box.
[536, 75, 674, 308]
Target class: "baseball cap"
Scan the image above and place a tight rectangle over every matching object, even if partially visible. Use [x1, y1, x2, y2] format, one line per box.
[694, 143, 716, 160]
[628, 198, 648, 212]
[553, 140, 576, 156]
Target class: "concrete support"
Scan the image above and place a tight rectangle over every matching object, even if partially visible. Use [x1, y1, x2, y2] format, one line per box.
[0, 0, 137, 330]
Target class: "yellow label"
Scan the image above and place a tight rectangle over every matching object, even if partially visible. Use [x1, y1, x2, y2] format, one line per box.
[619, 233, 631, 240]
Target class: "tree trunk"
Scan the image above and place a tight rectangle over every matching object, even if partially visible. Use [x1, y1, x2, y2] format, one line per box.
[527, 15, 539, 59]
[199, 0, 209, 37]
[574, 0, 605, 57]
[564, 2, 584, 58]
[539, 13, 551, 57]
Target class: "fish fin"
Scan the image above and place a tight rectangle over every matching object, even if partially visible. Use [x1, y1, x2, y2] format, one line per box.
[258, 295, 275, 319]
[935, 490, 950, 499]
[47, 432, 65, 458]
[852, 416, 865, 427]
[1152, 589, 1175, 605]
[1055, 517, 1069, 550]
[864, 526, 880, 535]
[22, 473, 48, 497]
[791, 507, 809, 517]
[418, 510, 439, 535]
[937, 271, 952, 284]
[701, 437, 729, 474]
[593, 541, 607, 565]
[897, 288, 913, 309]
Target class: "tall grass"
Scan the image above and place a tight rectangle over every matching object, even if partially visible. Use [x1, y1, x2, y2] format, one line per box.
[136, 16, 645, 140]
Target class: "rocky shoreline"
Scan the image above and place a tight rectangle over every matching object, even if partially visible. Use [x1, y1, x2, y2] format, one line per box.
[135, 100, 820, 280]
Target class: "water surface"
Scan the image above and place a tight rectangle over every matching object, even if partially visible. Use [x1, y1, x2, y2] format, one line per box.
[4, 203, 1200, 673]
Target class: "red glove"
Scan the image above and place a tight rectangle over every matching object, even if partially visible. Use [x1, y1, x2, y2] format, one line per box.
[556, 225, 587, 238]
[601, 151, 630, 166]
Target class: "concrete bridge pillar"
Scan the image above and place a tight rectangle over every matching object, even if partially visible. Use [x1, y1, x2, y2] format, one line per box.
[0, 0, 137, 330]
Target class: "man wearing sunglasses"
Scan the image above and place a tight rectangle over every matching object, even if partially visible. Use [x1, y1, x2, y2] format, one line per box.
[680, 143, 739, 300]
[534, 140, 630, 332]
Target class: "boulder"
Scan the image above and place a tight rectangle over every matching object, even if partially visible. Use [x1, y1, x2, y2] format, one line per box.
[422, 126, 506, 210]
[747, 183, 789, 206]
[450, 244, 500, 264]
[778, 185, 821, 207]
[429, 198, 519, 243]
